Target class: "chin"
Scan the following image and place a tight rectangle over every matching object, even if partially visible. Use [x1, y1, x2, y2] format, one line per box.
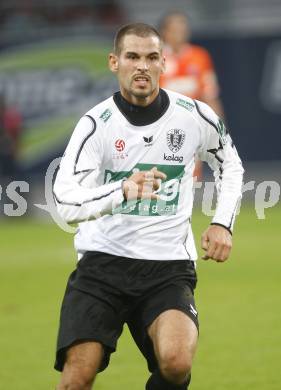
[132, 89, 150, 99]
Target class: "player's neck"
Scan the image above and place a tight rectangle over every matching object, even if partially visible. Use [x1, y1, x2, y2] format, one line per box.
[113, 89, 170, 126]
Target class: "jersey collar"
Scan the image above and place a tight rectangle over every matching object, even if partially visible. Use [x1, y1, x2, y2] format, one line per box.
[113, 89, 170, 126]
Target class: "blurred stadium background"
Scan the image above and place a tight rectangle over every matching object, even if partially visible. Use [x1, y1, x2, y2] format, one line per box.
[0, 1, 280, 389]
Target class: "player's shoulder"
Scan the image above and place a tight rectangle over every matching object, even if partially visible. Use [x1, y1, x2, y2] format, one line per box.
[84, 95, 115, 125]
[164, 89, 218, 123]
[164, 89, 196, 113]
[192, 99, 219, 125]
[72, 96, 116, 138]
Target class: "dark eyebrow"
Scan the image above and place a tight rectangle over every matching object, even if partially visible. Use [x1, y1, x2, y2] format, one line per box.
[125, 51, 160, 57]
[125, 51, 139, 56]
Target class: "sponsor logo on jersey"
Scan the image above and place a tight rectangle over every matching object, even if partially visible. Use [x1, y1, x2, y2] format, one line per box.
[115, 139, 125, 152]
[104, 163, 185, 216]
[167, 128, 185, 153]
[99, 108, 112, 122]
[176, 98, 195, 112]
[143, 135, 153, 146]
[163, 153, 183, 163]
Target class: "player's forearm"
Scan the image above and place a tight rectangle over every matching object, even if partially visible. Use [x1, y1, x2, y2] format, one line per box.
[53, 176, 124, 224]
[212, 160, 244, 232]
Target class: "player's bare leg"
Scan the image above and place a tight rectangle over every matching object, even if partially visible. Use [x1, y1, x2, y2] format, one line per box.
[56, 341, 104, 390]
[146, 309, 198, 389]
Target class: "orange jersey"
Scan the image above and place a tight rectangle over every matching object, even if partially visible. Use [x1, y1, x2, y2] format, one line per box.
[160, 44, 220, 100]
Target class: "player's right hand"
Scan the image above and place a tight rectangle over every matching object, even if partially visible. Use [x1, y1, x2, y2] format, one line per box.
[123, 167, 167, 201]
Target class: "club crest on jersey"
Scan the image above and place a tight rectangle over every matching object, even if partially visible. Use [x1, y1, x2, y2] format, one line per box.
[167, 129, 185, 153]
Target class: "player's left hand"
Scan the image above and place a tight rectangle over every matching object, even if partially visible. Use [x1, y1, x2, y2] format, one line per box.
[201, 225, 232, 262]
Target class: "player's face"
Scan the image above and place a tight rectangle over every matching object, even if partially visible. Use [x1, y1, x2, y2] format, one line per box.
[109, 34, 165, 106]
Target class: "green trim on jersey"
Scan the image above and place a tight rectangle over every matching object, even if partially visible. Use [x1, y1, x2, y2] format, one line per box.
[176, 98, 195, 112]
[104, 163, 185, 216]
[217, 118, 228, 145]
[99, 108, 112, 122]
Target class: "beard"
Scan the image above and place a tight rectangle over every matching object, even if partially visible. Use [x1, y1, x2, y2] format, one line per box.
[119, 79, 159, 105]
[131, 90, 150, 99]
[130, 86, 151, 99]
[129, 80, 157, 101]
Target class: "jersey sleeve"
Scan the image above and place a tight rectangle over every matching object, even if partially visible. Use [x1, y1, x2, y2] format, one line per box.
[195, 100, 244, 233]
[53, 115, 124, 224]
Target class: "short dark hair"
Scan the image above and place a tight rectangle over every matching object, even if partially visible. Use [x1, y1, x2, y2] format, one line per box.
[114, 23, 162, 54]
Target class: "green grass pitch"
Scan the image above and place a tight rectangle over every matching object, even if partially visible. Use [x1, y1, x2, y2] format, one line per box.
[0, 205, 280, 389]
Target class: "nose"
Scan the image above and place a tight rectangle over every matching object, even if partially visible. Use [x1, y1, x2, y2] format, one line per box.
[137, 58, 149, 71]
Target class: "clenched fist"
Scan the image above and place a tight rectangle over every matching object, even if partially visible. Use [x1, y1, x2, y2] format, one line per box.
[201, 224, 232, 262]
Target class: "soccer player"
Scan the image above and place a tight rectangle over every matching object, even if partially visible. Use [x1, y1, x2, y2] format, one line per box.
[53, 23, 244, 390]
[159, 12, 225, 178]
[0, 94, 22, 178]
[159, 12, 224, 116]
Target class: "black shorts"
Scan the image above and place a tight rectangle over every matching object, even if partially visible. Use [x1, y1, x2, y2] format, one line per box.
[55, 251, 199, 373]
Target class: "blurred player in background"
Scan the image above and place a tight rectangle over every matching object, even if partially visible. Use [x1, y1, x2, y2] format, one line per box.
[0, 94, 22, 180]
[159, 12, 225, 178]
[53, 23, 243, 390]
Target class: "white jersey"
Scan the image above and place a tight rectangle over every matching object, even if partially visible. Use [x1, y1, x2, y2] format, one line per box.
[54, 89, 244, 261]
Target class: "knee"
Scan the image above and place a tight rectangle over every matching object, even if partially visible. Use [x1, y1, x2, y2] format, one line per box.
[58, 380, 91, 390]
[57, 363, 96, 390]
[159, 350, 192, 384]
[57, 342, 103, 390]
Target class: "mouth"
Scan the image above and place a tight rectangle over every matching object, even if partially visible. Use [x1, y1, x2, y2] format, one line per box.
[133, 75, 150, 87]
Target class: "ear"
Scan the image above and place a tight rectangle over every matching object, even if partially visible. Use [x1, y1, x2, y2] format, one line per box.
[109, 53, 119, 73]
